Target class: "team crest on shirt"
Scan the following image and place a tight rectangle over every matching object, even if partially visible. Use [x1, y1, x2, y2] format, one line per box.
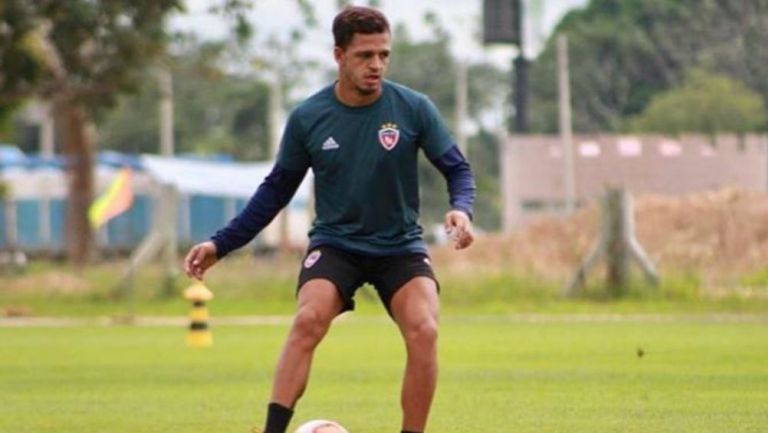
[378, 123, 400, 150]
[304, 250, 322, 268]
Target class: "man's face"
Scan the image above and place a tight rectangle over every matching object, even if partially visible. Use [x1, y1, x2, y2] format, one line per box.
[335, 31, 391, 96]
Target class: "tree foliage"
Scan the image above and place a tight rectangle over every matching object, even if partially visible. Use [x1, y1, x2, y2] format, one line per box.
[98, 38, 272, 160]
[1, 0, 183, 266]
[98, 2, 325, 161]
[1, 1, 183, 107]
[0, 0, 278, 265]
[631, 69, 767, 135]
[528, 0, 768, 133]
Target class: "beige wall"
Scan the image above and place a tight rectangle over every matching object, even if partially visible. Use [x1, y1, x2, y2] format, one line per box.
[502, 134, 768, 230]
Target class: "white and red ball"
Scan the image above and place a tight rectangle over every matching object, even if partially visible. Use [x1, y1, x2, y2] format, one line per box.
[293, 419, 349, 433]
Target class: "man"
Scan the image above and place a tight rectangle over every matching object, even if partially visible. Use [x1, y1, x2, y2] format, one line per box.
[184, 6, 475, 433]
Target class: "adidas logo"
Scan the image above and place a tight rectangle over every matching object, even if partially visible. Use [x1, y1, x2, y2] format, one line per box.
[321, 137, 340, 150]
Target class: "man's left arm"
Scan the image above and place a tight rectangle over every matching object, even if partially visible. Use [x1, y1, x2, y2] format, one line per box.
[428, 145, 476, 249]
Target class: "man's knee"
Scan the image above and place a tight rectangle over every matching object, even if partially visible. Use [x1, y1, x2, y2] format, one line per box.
[404, 317, 439, 351]
[290, 306, 332, 349]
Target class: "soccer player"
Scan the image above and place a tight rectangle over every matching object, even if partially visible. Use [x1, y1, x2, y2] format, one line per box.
[183, 6, 475, 433]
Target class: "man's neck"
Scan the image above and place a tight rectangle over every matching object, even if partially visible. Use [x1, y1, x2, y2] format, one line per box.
[334, 80, 382, 107]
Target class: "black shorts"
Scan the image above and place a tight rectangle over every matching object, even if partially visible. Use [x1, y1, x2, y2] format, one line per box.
[297, 245, 439, 315]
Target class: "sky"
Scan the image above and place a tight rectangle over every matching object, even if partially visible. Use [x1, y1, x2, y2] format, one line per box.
[172, 0, 589, 69]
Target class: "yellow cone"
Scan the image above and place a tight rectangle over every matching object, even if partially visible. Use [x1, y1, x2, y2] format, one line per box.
[184, 283, 214, 347]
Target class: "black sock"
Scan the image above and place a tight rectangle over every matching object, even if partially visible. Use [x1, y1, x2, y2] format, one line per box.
[264, 402, 294, 433]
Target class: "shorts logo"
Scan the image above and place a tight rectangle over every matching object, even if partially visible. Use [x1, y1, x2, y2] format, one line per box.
[423, 257, 431, 266]
[378, 123, 400, 151]
[304, 250, 322, 268]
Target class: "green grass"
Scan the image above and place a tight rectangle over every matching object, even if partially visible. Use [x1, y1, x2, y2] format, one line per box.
[2, 316, 767, 433]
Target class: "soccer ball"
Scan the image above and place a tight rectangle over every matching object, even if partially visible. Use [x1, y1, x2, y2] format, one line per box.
[293, 419, 349, 433]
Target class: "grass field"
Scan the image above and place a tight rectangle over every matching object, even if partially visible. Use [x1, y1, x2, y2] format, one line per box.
[2, 315, 767, 433]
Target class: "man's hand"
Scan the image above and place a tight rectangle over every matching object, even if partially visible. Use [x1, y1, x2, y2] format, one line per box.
[444, 210, 474, 250]
[183, 241, 219, 280]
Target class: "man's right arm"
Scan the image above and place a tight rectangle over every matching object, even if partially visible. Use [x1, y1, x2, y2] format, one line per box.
[210, 163, 308, 258]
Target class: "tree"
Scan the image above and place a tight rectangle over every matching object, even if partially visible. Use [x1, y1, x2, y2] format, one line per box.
[631, 69, 767, 135]
[98, 1, 323, 161]
[98, 38, 273, 160]
[0, 0, 266, 266]
[1, 1, 183, 266]
[528, 0, 768, 133]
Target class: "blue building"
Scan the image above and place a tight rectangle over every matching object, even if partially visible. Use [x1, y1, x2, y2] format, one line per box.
[0, 145, 311, 256]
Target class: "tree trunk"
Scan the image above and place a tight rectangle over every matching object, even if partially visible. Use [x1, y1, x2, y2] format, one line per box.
[54, 97, 95, 267]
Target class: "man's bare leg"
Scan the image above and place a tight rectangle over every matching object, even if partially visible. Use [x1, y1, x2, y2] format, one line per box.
[390, 277, 440, 433]
[264, 279, 343, 433]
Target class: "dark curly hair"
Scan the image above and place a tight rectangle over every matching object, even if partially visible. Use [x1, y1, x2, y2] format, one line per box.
[332, 5, 390, 49]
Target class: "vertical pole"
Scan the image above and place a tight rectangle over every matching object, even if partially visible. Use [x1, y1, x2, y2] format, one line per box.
[270, 73, 290, 252]
[158, 67, 174, 157]
[269, 74, 283, 159]
[454, 60, 469, 155]
[160, 184, 178, 297]
[513, 0, 528, 133]
[40, 102, 55, 157]
[40, 195, 51, 248]
[5, 198, 17, 250]
[557, 34, 576, 214]
[605, 187, 629, 296]
[500, 132, 519, 233]
[158, 67, 177, 295]
[40, 103, 55, 250]
[179, 194, 190, 246]
[513, 56, 529, 133]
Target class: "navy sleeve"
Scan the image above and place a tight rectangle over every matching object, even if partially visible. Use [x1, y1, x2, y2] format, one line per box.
[428, 145, 476, 220]
[210, 163, 308, 258]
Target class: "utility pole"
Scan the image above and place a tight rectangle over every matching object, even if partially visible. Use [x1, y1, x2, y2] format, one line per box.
[512, 0, 528, 133]
[39, 103, 55, 246]
[158, 67, 174, 157]
[158, 66, 177, 296]
[40, 102, 55, 157]
[484, 0, 526, 234]
[482, 0, 527, 133]
[454, 60, 469, 155]
[557, 34, 576, 214]
[269, 67, 290, 252]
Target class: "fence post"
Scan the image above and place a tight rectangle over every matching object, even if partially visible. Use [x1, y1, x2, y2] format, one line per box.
[604, 188, 630, 295]
[565, 186, 658, 297]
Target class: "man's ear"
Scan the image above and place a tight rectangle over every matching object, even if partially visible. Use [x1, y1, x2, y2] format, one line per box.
[333, 46, 344, 64]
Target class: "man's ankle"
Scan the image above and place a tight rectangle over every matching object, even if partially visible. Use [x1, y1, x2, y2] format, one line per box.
[264, 402, 294, 433]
